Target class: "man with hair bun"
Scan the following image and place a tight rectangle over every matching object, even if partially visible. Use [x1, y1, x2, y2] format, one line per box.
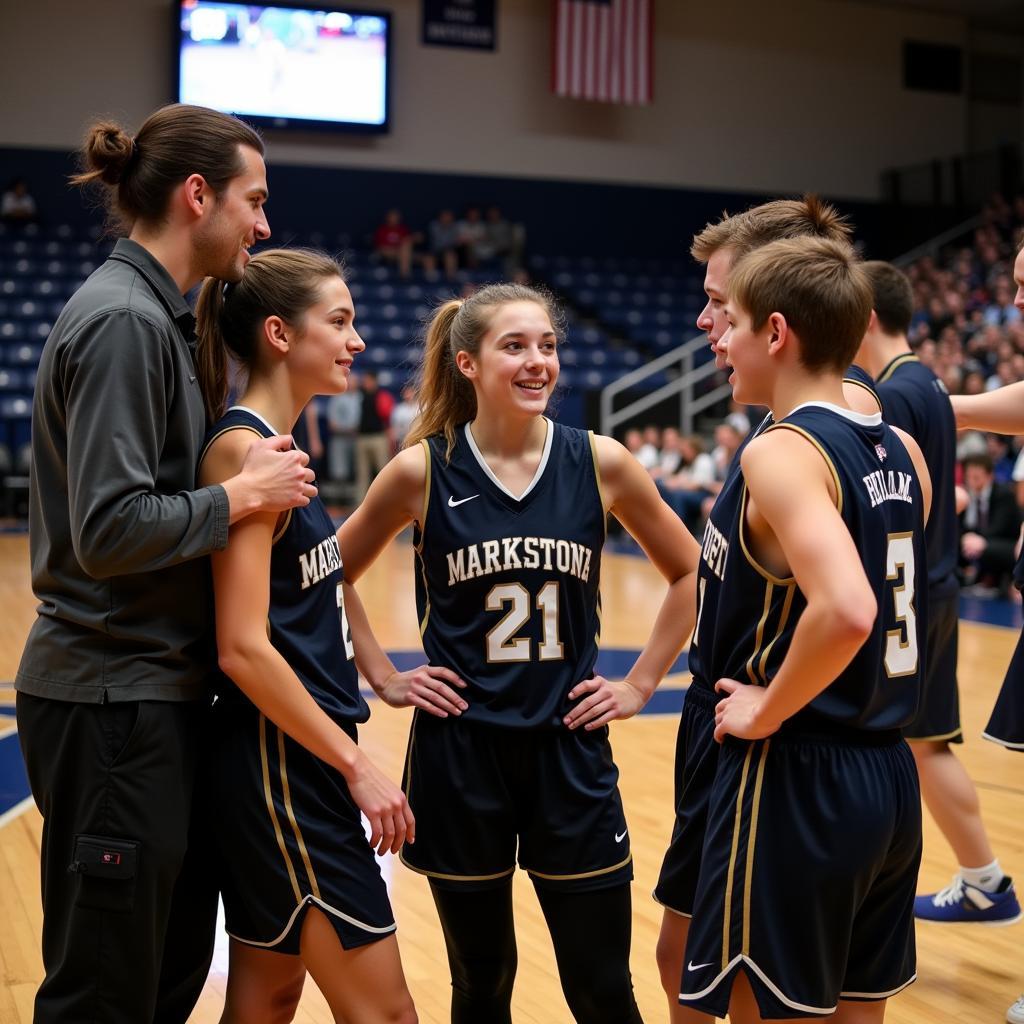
[15, 104, 315, 1023]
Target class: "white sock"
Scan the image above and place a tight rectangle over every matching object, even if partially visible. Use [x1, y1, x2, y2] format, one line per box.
[960, 859, 1005, 892]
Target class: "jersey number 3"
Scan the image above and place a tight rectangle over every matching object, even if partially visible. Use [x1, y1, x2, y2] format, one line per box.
[485, 582, 564, 662]
[885, 533, 918, 678]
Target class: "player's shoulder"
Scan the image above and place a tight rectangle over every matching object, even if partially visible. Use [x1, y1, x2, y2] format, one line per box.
[388, 438, 429, 486]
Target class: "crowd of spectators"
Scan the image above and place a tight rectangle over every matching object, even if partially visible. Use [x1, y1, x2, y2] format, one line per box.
[625, 192, 1024, 597]
[372, 205, 525, 279]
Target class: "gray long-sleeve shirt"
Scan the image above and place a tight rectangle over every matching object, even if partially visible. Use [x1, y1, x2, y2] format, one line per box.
[16, 239, 230, 703]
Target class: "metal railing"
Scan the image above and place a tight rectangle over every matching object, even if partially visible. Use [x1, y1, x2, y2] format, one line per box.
[599, 332, 732, 439]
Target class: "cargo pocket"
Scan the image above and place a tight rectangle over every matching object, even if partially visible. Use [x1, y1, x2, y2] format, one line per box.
[69, 835, 139, 913]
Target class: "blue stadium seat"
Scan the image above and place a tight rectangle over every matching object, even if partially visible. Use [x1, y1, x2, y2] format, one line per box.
[8, 343, 43, 367]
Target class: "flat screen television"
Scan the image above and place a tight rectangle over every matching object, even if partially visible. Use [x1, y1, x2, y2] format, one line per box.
[174, 0, 391, 133]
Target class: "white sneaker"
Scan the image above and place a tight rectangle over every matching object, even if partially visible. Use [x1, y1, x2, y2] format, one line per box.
[1007, 993, 1024, 1024]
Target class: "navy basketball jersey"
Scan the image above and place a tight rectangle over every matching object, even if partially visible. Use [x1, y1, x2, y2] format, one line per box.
[875, 353, 958, 588]
[413, 419, 605, 729]
[202, 407, 368, 725]
[689, 402, 926, 733]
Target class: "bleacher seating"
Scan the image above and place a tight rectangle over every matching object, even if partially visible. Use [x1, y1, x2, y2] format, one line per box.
[0, 222, 703, 485]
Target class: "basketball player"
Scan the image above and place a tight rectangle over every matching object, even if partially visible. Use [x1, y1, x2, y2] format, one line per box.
[679, 237, 930, 1022]
[655, 196, 877, 1023]
[855, 260, 1020, 926]
[337, 283, 700, 1024]
[192, 249, 434, 1022]
[15, 105, 315, 1024]
[950, 239, 1024, 1024]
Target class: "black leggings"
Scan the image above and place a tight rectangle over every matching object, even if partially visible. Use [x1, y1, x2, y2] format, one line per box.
[430, 879, 643, 1024]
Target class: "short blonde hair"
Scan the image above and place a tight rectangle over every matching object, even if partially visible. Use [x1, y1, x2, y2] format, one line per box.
[691, 195, 852, 264]
[728, 237, 870, 374]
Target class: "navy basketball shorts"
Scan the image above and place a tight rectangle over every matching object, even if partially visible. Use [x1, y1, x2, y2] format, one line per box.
[400, 711, 633, 892]
[680, 730, 921, 1019]
[208, 702, 396, 954]
[904, 575, 962, 743]
[985, 626, 1024, 751]
[653, 685, 718, 917]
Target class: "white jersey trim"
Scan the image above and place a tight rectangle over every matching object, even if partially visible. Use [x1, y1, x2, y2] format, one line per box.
[982, 730, 1024, 750]
[786, 400, 882, 428]
[679, 952, 916, 1013]
[227, 404, 281, 436]
[228, 893, 396, 949]
[464, 417, 554, 501]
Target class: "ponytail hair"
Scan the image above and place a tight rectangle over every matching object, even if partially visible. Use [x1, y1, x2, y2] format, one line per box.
[405, 282, 564, 458]
[194, 248, 344, 423]
[71, 104, 263, 235]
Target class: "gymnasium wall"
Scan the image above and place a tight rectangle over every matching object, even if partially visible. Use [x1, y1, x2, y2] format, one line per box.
[2, 0, 968, 201]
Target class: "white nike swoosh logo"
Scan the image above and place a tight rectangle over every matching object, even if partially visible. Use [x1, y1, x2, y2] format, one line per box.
[448, 495, 479, 507]
[615, 829, 627, 843]
[687, 961, 713, 972]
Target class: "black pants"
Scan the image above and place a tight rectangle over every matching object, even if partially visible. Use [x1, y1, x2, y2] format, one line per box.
[431, 879, 644, 1024]
[16, 693, 219, 1024]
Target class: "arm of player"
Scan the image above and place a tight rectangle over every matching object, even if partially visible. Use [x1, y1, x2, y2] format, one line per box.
[202, 433, 413, 854]
[951, 382, 1024, 434]
[713, 430, 877, 742]
[337, 444, 468, 715]
[336, 443, 426, 582]
[564, 435, 701, 730]
[65, 313, 314, 578]
[344, 582, 467, 717]
[891, 426, 932, 527]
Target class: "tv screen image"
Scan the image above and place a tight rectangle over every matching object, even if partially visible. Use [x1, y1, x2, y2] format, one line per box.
[176, 0, 390, 132]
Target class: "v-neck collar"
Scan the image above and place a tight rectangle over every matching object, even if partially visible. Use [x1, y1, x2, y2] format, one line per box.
[463, 417, 554, 502]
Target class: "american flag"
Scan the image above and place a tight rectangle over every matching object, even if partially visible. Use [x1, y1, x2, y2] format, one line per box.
[552, 0, 653, 105]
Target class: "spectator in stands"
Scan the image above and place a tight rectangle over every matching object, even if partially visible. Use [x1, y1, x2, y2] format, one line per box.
[457, 205, 487, 268]
[426, 208, 459, 279]
[327, 371, 361, 487]
[987, 433, 1016, 483]
[1, 177, 38, 226]
[710, 421, 744, 480]
[960, 452, 1021, 594]
[355, 371, 394, 504]
[482, 205, 522, 272]
[374, 208, 415, 279]
[635, 425, 660, 471]
[657, 434, 716, 532]
[724, 400, 752, 436]
[390, 383, 419, 450]
[15, 103, 314, 1024]
[623, 428, 645, 462]
[649, 426, 683, 480]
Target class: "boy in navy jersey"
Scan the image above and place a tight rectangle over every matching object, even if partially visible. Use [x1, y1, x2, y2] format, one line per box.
[678, 237, 932, 1022]
[855, 261, 1020, 927]
[654, 196, 881, 1023]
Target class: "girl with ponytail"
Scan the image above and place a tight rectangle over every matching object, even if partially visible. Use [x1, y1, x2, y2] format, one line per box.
[338, 284, 701, 1023]
[195, 248, 424, 1024]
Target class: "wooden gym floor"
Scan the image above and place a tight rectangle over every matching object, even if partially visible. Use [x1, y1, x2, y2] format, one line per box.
[0, 532, 1020, 1022]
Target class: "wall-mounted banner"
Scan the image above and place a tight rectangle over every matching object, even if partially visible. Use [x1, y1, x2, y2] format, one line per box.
[422, 0, 497, 50]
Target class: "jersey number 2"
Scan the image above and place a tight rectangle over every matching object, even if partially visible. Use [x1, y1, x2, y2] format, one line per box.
[885, 533, 917, 677]
[485, 582, 564, 662]
[336, 584, 355, 662]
